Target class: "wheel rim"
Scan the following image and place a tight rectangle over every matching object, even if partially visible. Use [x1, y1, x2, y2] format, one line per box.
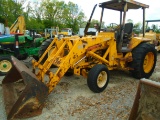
[143, 52, 154, 73]
[0, 60, 12, 72]
[97, 71, 107, 88]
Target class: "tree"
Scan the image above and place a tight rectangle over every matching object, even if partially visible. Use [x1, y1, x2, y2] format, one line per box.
[60, 1, 86, 33]
[39, 0, 86, 33]
[64, 2, 86, 32]
[40, 0, 66, 28]
[88, 19, 105, 28]
[134, 22, 142, 29]
[23, 1, 44, 30]
[0, 0, 89, 33]
[0, 0, 24, 26]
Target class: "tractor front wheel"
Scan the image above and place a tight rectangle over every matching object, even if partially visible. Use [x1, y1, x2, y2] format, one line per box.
[87, 64, 110, 93]
[0, 56, 12, 76]
[130, 43, 157, 79]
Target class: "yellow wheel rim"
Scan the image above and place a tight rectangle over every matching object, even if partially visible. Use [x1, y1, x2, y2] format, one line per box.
[143, 52, 154, 73]
[97, 71, 107, 88]
[0, 60, 12, 72]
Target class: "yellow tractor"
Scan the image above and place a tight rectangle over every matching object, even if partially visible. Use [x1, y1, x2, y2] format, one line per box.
[1, 0, 157, 119]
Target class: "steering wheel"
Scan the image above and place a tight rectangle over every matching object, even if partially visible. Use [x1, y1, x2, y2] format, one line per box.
[109, 23, 120, 31]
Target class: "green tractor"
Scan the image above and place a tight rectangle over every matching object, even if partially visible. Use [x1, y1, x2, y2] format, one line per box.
[0, 32, 46, 75]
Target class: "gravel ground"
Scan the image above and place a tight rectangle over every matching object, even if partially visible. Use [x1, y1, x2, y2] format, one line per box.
[0, 54, 160, 120]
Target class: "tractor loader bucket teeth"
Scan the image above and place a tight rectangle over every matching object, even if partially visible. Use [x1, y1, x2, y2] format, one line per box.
[2, 56, 49, 120]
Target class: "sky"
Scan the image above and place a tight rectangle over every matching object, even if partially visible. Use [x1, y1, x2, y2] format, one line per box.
[22, 0, 160, 26]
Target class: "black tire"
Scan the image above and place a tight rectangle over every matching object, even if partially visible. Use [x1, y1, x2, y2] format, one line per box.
[87, 64, 110, 93]
[0, 56, 13, 76]
[39, 39, 53, 63]
[129, 43, 157, 79]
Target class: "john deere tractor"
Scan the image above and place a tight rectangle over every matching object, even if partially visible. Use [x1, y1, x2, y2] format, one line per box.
[0, 32, 46, 75]
[1, 0, 157, 120]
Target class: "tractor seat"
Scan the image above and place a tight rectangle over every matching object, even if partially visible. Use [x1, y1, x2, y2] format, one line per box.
[123, 23, 133, 39]
[121, 23, 133, 51]
[115, 23, 133, 41]
[122, 23, 133, 47]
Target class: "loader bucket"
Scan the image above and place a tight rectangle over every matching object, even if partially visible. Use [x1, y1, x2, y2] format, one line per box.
[2, 56, 49, 120]
[129, 78, 160, 120]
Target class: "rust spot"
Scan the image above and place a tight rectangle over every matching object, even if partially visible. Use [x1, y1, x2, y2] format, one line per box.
[87, 44, 102, 51]
[117, 56, 132, 62]
[53, 56, 62, 65]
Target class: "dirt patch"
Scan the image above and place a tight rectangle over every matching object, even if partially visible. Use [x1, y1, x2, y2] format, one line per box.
[22, 70, 139, 120]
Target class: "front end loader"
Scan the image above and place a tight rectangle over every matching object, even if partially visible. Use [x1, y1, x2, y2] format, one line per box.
[1, 0, 157, 119]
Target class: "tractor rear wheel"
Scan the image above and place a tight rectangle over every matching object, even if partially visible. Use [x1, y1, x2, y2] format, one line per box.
[129, 43, 157, 79]
[87, 64, 110, 93]
[0, 56, 12, 76]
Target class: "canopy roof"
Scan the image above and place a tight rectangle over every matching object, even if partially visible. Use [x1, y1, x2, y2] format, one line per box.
[99, 0, 149, 11]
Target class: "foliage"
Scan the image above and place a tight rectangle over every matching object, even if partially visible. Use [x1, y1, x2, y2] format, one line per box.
[154, 29, 160, 33]
[0, 0, 24, 26]
[23, 0, 87, 33]
[134, 22, 142, 29]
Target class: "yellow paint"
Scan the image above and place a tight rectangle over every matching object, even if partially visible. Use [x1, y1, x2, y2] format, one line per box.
[143, 52, 154, 73]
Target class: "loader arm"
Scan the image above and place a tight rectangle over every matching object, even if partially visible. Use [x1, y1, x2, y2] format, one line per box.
[32, 36, 112, 93]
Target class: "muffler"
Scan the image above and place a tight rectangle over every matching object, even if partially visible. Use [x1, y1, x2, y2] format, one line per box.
[2, 56, 48, 120]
